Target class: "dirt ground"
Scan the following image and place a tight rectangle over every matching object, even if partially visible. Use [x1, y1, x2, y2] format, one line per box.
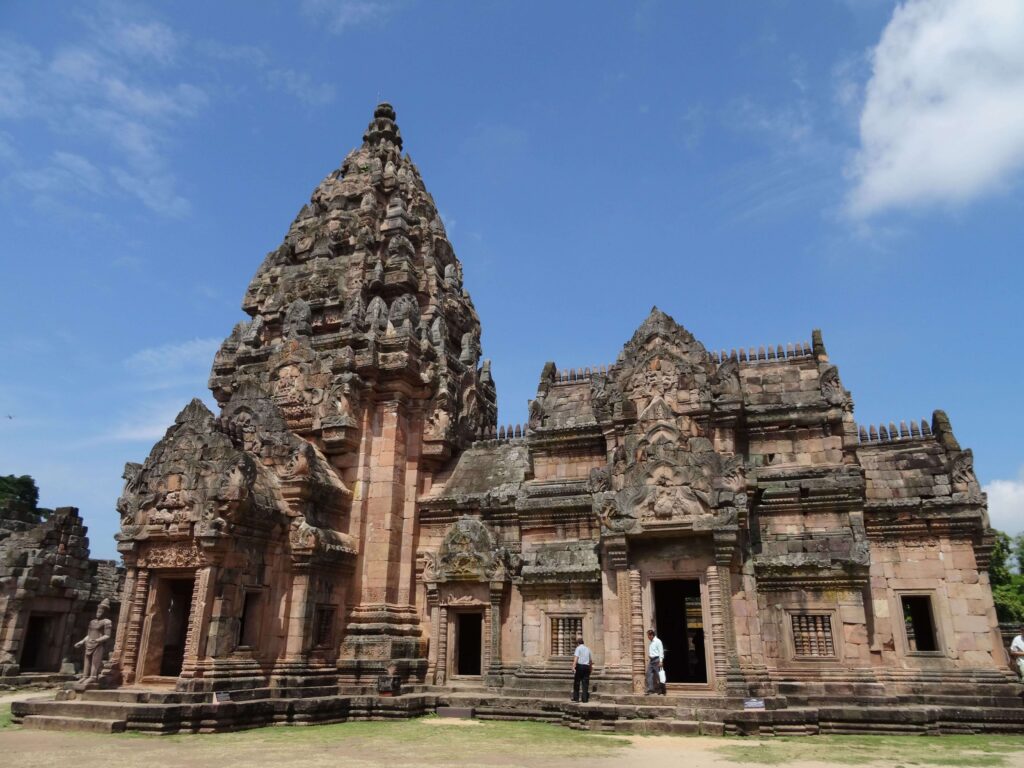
[3, 714, 1024, 768]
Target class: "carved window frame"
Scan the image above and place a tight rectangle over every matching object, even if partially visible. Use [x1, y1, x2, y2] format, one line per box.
[787, 611, 838, 661]
[775, 601, 843, 665]
[547, 613, 584, 659]
[311, 604, 337, 650]
[896, 591, 944, 657]
[236, 588, 263, 652]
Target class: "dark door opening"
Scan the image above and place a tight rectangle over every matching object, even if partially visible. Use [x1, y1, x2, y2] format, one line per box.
[20, 614, 60, 672]
[653, 579, 707, 684]
[455, 612, 482, 676]
[159, 578, 194, 677]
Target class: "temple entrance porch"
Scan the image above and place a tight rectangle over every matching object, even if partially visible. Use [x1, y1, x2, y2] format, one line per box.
[139, 574, 195, 681]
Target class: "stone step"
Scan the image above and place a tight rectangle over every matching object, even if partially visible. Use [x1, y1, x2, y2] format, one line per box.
[17, 700, 138, 720]
[22, 715, 126, 733]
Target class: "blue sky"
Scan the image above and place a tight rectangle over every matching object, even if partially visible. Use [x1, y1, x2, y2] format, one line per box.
[1, 0, 1023, 557]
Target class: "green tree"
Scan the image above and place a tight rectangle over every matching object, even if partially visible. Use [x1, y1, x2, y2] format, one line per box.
[0, 474, 39, 512]
[990, 529, 1024, 623]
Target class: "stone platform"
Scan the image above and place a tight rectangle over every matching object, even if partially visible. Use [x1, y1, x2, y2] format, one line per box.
[11, 677, 1024, 736]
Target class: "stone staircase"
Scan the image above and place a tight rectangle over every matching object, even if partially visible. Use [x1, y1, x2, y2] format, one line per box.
[10, 676, 1024, 735]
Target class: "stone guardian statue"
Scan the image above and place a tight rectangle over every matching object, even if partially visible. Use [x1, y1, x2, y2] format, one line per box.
[75, 599, 113, 684]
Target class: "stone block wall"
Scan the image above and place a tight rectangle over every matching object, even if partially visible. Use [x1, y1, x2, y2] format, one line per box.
[868, 538, 1002, 669]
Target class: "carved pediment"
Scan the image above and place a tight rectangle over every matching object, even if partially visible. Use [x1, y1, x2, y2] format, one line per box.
[593, 410, 747, 535]
[422, 516, 520, 583]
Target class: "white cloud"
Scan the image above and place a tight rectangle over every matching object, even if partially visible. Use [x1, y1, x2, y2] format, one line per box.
[94, 397, 204, 443]
[124, 337, 221, 380]
[267, 69, 336, 106]
[847, 0, 1024, 217]
[301, 0, 395, 33]
[986, 467, 1024, 536]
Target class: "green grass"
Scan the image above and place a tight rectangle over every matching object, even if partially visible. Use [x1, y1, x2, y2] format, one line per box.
[0, 704, 12, 730]
[135, 715, 630, 757]
[715, 734, 1024, 767]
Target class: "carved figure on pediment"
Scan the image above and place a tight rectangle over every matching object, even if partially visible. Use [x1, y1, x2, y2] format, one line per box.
[820, 365, 850, 408]
[430, 517, 513, 582]
[711, 357, 741, 399]
[588, 466, 611, 493]
[142, 542, 201, 569]
[344, 293, 365, 329]
[365, 295, 388, 333]
[240, 316, 264, 349]
[640, 476, 708, 520]
[388, 293, 420, 335]
[116, 462, 143, 523]
[289, 519, 317, 552]
[386, 233, 415, 266]
[284, 443, 314, 480]
[424, 393, 453, 442]
[528, 397, 544, 430]
[223, 408, 263, 453]
[631, 358, 678, 400]
[216, 458, 254, 514]
[596, 494, 637, 533]
[590, 374, 613, 421]
[419, 551, 439, 582]
[430, 315, 447, 349]
[444, 263, 461, 290]
[951, 449, 978, 490]
[460, 329, 481, 366]
[638, 395, 675, 425]
[714, 454, 745, 493]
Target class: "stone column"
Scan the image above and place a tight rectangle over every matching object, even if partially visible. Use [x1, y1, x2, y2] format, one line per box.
[119, 569, 150, 685]
[180, 565, 217, 679]
[425, 584, 439, 682]
[285, 566, 312, 660]
[435, 605, 448, 684]
[628, 568, 645, 693]
[712, 530, 744, 693]
[488, 583, 503, 674]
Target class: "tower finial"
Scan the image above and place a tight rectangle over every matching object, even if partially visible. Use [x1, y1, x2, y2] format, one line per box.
[363, 102, 402, 150]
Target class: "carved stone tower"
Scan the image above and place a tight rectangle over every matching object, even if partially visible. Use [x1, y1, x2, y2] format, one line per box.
[211, 103, 498, 683]
[109, 104, 496, 690]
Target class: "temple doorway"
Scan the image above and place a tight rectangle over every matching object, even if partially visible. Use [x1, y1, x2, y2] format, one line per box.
[19, 613, 62, 672]
[454, 612, 482, 676]
[653, 579, 707, 684]
[142, 576, 195, 679]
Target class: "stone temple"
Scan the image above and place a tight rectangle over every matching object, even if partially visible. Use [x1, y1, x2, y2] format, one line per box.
[14, 104, 1023, 734]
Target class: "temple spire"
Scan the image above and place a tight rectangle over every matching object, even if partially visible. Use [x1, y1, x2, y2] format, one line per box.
[362, 101, 403, 151]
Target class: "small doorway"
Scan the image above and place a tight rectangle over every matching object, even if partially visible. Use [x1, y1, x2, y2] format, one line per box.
[653, 579, 707, 684]
[19, 614, 61, 672]
[454, 612, 482, 676]
[142, 576, 195, 679]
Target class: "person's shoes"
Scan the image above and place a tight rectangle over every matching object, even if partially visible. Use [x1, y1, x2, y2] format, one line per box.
[570, 697, 578, 702]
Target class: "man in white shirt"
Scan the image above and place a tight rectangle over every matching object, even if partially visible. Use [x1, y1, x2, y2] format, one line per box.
[646, 628, 665, 695]
[572, 634, 593, 703]
[1010, 626, 1024, 680]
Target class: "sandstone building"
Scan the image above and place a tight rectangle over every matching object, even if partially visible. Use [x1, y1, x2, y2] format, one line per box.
[1, 502, 123, 680]
[17, 104, 1019, 733]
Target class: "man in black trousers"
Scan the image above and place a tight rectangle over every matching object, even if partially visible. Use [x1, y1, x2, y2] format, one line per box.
[571, 633, 592, 703]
